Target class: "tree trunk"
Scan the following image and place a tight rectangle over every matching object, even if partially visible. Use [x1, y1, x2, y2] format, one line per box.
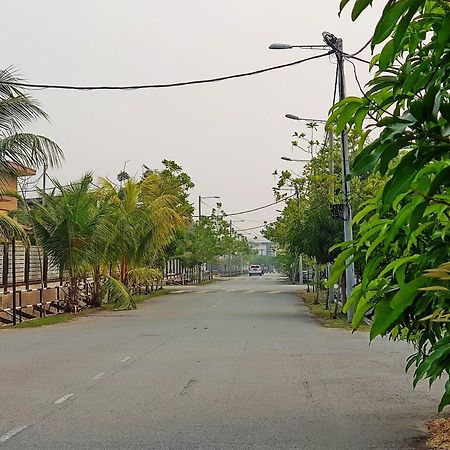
[91, 266, 102, 307]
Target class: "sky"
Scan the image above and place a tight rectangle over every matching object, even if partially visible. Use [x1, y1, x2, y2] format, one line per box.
[1, 0, 383, 239]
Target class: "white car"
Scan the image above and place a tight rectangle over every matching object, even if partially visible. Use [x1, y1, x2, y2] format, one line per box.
[248, 265, 263, 276]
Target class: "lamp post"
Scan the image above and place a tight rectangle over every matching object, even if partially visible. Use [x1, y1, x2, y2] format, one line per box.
[285, 114, 327, 158]
[227, 219, 245, 276]
[280, 156, 309, 162]
[198, 195, 220, 221]
[270, 34, 355, 316]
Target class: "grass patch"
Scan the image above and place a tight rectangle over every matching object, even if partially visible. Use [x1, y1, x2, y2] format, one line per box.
[2, 312, 81, 329]
[300, 290, 370, 332]
[200, 278, 224, 285]
[2, 289, 173, 328]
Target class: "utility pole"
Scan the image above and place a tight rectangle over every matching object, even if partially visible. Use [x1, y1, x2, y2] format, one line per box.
[198, 196, 202, 221]
[42, 163, 47, 206]
[328, 33, 356, 320]
[228, 220, 232, 277]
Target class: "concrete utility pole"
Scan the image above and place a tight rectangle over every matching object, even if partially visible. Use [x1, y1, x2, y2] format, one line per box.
[333, 34, 356, 320]
[198, 195, 202, 221]
[270, 33, 356, 318]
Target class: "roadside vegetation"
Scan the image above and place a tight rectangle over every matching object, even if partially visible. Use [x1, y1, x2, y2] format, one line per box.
[267, 0, 450, 413]
[0, 68, 253, 320]
[300, 290, 370, 331]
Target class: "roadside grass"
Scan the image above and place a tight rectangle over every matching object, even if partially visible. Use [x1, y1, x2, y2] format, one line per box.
[2, 288, 172, 329]
[200, 277, 225, 285]
[2, 312, 81, 329]
[300, 290, 370, 332]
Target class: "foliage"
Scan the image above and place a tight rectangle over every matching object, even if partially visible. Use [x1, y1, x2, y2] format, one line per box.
[30, 162, 188, 311]
[265, 138, 348, 276]
[0, 67, 62, 244]
[0, 68, 62, 174]
[32, 174, 110, 308]
[175, 212, 253, 268]
[142, 159, 195, 218]
[330, 0, 450, 411]
[97, 174, 184, 285]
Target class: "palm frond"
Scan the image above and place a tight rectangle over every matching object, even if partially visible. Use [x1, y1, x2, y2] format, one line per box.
[0, 213, 29, 244]
[103, 275, 136, 310]
[128, 267, 162, 285]
[0, 133, 63, 169]
[0, 95, 48, 134]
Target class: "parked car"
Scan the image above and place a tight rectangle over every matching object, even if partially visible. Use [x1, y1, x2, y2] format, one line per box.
[248, 265, 263, 276]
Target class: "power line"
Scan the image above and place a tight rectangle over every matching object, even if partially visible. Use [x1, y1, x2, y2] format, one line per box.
[346, 57, 398, 119]
[4, 53, 332, 92]
[349, 38, 372, 57]
[235, 224, 269, 232]
[223, 193, 296, 217]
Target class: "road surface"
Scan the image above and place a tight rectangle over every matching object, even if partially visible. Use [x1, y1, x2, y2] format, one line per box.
[0, 275, 442, 449]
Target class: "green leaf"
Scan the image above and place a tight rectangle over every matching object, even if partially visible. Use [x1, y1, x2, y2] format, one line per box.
[353, 139, 385, 175]
[371, 277, 428, 339]
[366, 232, 386, 260]
[373, 0, 411, 46]
[351, 0, 373, 21]
[335, 100, 365, 134]
[382, 152, 417, 206]
[391, 276, 428, 309]
[352, 291, 377, 328]
[353, 202, 377, 225]
[328, 247, 355, 286]
[379, 40, 395, 70]
[353, 106, 369, 133]
[438, 378, 450, 413]
[392, 0, 422, 54]
[409, 201, 427, 232]
[435, 14, 450, 59]
[339, 0, 352, 14]
[370, 299, 392, 340]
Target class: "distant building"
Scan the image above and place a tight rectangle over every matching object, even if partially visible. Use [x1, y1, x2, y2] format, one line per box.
[0, 164, 36, 213]
[249, 237, 276, 256]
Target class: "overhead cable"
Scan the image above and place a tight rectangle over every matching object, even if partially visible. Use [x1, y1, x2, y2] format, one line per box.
[3, 53, 332, 91]
[223, 193, 296, 217]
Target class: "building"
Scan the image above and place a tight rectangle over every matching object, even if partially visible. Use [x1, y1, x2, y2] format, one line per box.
[0, 164, 36, 213]
[249, 237, 276, 257]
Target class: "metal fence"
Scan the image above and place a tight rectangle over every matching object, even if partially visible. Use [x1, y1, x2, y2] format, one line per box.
[0, 253, 212, 325]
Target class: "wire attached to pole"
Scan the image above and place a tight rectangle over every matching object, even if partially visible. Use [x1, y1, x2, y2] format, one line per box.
[3, 53, 332, 91]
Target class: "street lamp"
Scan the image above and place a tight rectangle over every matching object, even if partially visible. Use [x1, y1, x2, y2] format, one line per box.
[269, 43, 330, 51]
[285, 114, 326, 157]
[281, 156, 309, 162]
[285, 114, 327, 123]
[198, 195, 220, 220]
[269, 32, 356, 319]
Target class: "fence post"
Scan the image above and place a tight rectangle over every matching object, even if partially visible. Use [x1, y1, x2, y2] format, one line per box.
[43, 254, 48, 288]
[12, 239, 16, 326]
[39, 288, 43, 317]
[19, 290, 22, 323]
[24, 247, 30, 291]
[3, 242, 8, 294]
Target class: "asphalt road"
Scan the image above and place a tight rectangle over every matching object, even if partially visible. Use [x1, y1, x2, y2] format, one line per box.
[0, 275, 443, 449]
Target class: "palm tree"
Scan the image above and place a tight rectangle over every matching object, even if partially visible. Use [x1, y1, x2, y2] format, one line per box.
[98, 176, 184, 288]
[0, 68, 62, 175]
[0, 67, 63, 241]
[31, 174, 109, 309]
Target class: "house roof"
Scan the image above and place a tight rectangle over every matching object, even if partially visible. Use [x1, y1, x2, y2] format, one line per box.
[0, 162, 36, 177]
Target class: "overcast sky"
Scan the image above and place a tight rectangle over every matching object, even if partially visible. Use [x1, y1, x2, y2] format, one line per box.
[1, 0, 382, 237]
